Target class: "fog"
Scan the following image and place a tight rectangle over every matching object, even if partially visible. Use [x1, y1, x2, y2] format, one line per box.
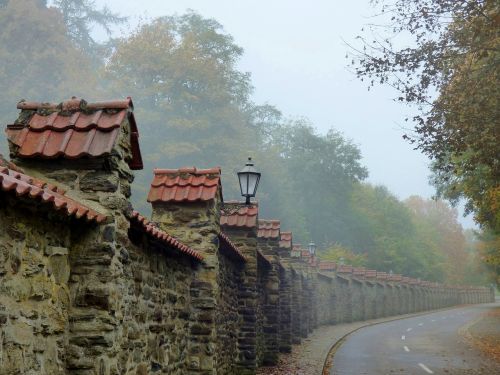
[94, 0, 475, 228]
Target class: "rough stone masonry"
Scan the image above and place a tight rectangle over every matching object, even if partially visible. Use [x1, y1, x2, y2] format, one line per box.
[0, 97, 494, 375]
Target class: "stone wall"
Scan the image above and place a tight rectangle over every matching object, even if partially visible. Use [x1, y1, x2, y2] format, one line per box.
[119, 234, 197, 375]
[0, 96, 494, 375]
[256, 236, 281, 366]
[215, 250, 242, 375]
[277, 264, 292, 353]
[0, 194, 73, 374]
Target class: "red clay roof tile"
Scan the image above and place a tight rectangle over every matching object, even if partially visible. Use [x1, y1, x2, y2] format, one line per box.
[376, 271, 388, 280]
[220, 201, 258, 228]
[337, 264, 353, 274]
[257, 219, 280, 238]
[148, 167, 221, 203]
[130, 211, 203, 261]
[0, 154, 24, 173]
[364, 270, 377, 278]
[279, 231, 292, 248]
[353, 267, 366, 277]
[319, 261, 337, 271]
[6, 97, 143, 170]
[0, 165, 106, 223]
[388, 274, 403, 282]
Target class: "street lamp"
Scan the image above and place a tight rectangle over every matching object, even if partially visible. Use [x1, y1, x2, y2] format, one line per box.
[237, 157, 261, 205]
[339, 257, 345, 266]
[308, 241, 316, 256]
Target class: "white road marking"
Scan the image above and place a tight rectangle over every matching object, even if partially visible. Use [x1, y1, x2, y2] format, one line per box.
[418, 323, 424, 326]
[418, 363, 434, 374]
[404, 345, 410, 352]
[401, 335, 405, 340]
[407, 328, 412, 332]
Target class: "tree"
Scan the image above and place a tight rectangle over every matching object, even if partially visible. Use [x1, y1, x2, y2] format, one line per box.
[475, 229, 500, 285]
[349, 0, 499, 233]
[462, 229, 496, 286]
[50, 0, 125, 59]
[258, 119, 368, 245]
[105, 12, 259, 211]
[320, 244, 367, 267]
[350, 0, 499, 284]
[0, 0, 95, 155]
[405, 196, 469, 284]
[350, 185, 445, 280]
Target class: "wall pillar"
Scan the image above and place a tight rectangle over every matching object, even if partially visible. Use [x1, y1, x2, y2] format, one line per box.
[149, 167, 225, 375]
[277, 232, 293, 352]
[220, 202, 259, 374]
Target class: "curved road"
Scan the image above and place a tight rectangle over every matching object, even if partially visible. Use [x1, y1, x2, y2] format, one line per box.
[330, 303, 499, 375]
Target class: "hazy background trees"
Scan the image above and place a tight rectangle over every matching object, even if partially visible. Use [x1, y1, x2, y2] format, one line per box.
[0, 0, 496, 285]
[349, 0, 499, 284]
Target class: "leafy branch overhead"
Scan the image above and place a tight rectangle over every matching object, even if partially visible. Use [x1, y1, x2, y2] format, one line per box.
[349, 0, 499, 236]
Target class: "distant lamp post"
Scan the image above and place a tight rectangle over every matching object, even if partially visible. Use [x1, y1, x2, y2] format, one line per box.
[389, 270, 393, 276]
[339, 257, 345, 266]
[308, 241, 316, 256]
[237, 157, 261, 205]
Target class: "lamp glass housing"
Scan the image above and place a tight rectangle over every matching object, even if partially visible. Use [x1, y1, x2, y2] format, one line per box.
[308, 241, 316, 255]
[237, 157, 261, 204]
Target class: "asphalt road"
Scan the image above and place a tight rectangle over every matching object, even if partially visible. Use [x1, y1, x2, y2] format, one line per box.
[330, 303, 500, 375]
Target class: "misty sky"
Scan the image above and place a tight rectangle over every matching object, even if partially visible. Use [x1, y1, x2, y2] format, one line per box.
[94, 0, 475, 228]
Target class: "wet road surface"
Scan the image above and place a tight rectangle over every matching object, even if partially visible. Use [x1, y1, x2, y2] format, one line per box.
[330, 303, 500, 375]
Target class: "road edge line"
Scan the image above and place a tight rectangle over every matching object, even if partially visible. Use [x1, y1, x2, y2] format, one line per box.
[321, 304, 474, 375]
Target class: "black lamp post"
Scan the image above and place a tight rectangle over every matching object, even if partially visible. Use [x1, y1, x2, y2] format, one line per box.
[237, 157, 261, 204]
[308, 241, 316, 256]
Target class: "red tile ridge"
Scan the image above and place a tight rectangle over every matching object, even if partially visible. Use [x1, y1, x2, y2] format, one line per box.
[279, 230, 292, 248]
[224, 200, 258, 205]
[0, 154, 25, 173]
[17, 97, 133, 111]
[148, 167, 222, 203]
[257, 219, 280, 239]
[218, 231, 246, 262]
[0, 166, 106, 223]
[9, 97, 143, 170]
[259, 219, 280, 224]
[337, 264, 353, 274]
[319, 261, 336, 270]
[130, 211, 204, 261]
[376, 271, 388, 280]
[153, 167, 221, 176]
[220, 202, 258, 228]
